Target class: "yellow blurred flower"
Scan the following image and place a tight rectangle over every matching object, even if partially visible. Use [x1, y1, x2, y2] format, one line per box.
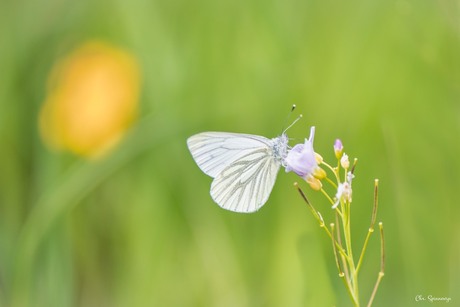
[39, 41, 141, 159]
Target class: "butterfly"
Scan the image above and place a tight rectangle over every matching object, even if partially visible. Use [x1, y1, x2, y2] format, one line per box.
[187, 130, 290, 213]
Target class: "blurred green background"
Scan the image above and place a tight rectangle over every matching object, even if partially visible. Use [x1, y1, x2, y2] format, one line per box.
[0, 0, 459, 306]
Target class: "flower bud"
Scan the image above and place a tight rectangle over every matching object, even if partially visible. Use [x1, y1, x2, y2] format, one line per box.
[307, 176, 322, 191]
[334, 139, 343, 159]
[313, 167, 327, 180]
[315, 152, 323, 164]
[340, 153, 350, 169]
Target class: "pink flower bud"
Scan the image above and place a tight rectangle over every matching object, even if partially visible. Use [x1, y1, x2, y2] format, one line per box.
[334, 139, 343, 158]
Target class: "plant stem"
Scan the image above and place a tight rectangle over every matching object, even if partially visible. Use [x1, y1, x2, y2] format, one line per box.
[357, 180, 379, 273]
[335, 212, 352, 293]
[320, 188, 336, 207]
[296, 175, 384, 307]
[321, 160, 340, 183]
[343, 200, 359, 306]
[367, 223, 385, 307]
[330, 223, 344, 276]
[295, 183, 348, 258]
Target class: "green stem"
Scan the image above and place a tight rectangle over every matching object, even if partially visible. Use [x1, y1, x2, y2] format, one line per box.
[330, 223, 343, 276]
[335, 212, 351, 290]
[324, 176, 338, 189]
[357, 180, 380, 273]
[367, 223, 385, 307]
[356, 228, 373, 274]
[298, 166, 383, 307]
[10, 116, 179, 306]
[343, 200, 359, 306]
[295, 184, 348, 259]
[320, 188, 335, 207]
[321, 160, 340, 183]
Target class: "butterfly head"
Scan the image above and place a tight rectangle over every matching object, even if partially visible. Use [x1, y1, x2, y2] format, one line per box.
[273, 107, 303, 166]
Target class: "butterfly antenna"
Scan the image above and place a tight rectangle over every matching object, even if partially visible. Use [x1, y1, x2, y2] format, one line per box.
[282, 104, 302, 134]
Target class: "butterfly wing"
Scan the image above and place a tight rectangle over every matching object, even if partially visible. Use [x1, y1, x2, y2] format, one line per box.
[187, 132, 281, 213]
[211, 148, 280, 212]
[187, 132, 276, 177]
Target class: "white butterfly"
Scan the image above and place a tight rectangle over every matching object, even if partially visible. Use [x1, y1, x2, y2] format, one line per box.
[187, 131, 289, 213]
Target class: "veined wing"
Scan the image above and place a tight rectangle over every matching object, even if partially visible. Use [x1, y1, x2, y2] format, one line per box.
[187, 132, 274, 178]
[210, 148, 280, 213]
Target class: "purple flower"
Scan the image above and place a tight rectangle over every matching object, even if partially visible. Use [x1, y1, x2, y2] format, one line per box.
[334, 139, 343, 158]
[285, 127, 317, 178]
